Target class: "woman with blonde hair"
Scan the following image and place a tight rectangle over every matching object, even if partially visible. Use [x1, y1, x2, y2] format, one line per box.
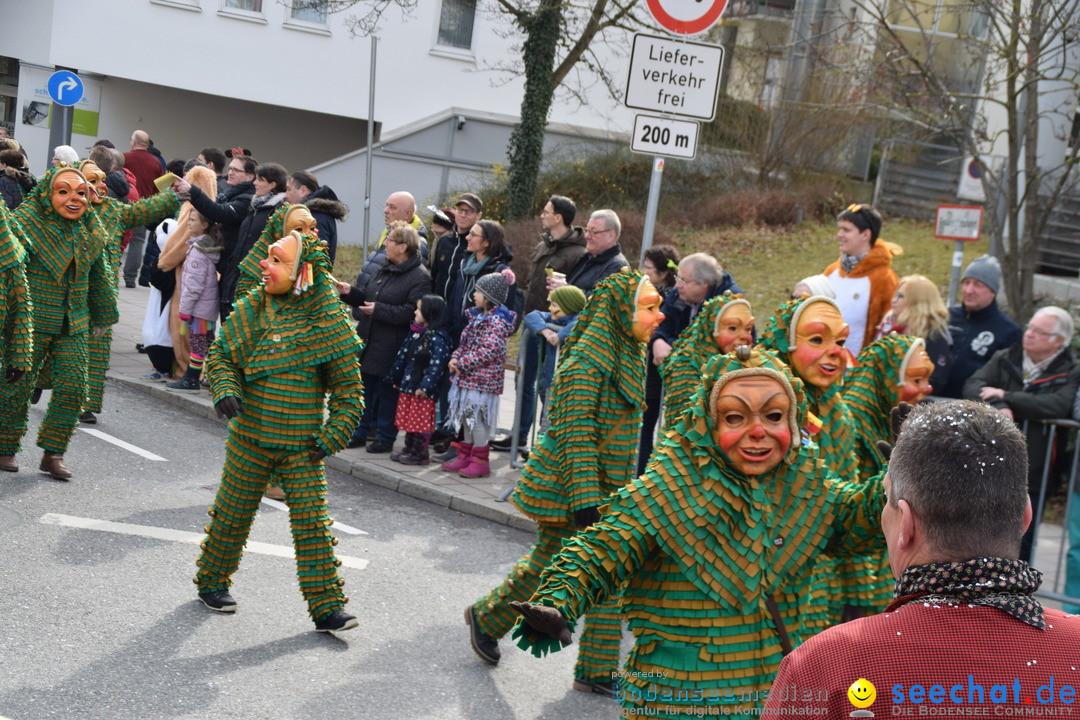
[874, 274, 952, 392]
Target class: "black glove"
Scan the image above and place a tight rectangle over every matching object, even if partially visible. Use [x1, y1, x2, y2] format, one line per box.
[309, 445, 326, 463]
[215, 396, 242, 419]
[4, 366, 24, 383]
[876, 401, 914, 461]
[572, 505, 601, 528]
[509, 601, 572, 647]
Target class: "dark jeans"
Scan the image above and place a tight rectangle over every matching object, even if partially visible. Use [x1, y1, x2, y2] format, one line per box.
[636, 356, 663, 476]
[353, 372, 399, 444]
[515, 328, 541, 445]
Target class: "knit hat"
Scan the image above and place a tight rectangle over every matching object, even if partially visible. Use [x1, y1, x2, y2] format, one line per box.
[476, 270, 510, 307]
[549, 285, 586, 315]
[793, 274, 835, 299]
[962, 254, 1001, 295]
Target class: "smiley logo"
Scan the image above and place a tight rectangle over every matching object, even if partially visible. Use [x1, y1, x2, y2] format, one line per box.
[848, 679, 877, 716]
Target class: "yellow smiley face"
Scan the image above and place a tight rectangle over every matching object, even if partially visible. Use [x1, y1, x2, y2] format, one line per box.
[848, 679, 877, 709]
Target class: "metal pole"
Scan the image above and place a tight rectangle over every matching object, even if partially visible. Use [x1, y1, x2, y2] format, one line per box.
[362, 36, 377, 258]
[947, 240, 965, 305]
[640, 156, 663, 264]
[47, 103, 73, 168]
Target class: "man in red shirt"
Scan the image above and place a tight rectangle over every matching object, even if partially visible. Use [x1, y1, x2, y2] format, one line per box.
[763, 400, 1080, 718]
[121, 129, 163, 287]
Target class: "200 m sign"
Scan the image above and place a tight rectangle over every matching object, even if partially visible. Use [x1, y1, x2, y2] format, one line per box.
[631, 115, 699, 159]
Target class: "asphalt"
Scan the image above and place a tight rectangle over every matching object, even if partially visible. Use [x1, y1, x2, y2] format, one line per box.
[106, 282, 537, 534]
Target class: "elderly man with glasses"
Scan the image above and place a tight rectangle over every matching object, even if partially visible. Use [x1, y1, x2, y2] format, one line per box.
[964, 305, 1080, 562]
[546, 209, 629, 297]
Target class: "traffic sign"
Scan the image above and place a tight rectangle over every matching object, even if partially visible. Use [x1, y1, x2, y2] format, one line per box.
[47, 70, 84, 107]
[646, 0, 728, 36]
[631, 114, 699, 159]
[625, 33, 724, 120]
[934, 205, 983, 241]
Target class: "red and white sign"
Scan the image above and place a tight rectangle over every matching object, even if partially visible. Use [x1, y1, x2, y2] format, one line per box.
[934, 205, 983, 241]
[646, 0, 728, 36]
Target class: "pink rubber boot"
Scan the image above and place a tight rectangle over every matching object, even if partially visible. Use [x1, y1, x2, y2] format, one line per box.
[441, 442, 473, 472]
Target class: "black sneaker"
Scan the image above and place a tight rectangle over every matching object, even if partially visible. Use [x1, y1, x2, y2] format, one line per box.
[79, 411, 97, 424]
[346, 435, 366, 449]
[465, 606, 501, 665]
[366, 439, 392, 454]
[314, 610, 358, 633]
[572, 677, 619, 697]
[199, 590, 237, 613]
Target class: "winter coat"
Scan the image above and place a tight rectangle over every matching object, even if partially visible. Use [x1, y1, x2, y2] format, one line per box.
[0, 166, 33, 209]
[523, 226, 587, 315]
[186, 180, 255, 272]
[304, 185, 348, 264]
[219, 191, 286, 317]
[565, 242, 630, 296]
[447, 251, 524, 341]
[354, 215, 429, 297]
[178, 235, 222, 322]
[451, 305, 515, 394]
[522, 309, 578, 398]
[384, 325, 452, 395]
[104, 170, 130, 201]
[430, 228, 468, 300]
[652, 270, 745, 347]
[341, 251, 431, 377]
[941, 300, 1023, 398]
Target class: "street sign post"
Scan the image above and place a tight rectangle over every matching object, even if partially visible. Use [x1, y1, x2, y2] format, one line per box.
[935, 204, 984, 303]
[47, 70, 84, 107]
[646, 0, 729, 36]
[631, 114, 699, 159]
[625, 33, 724, 120]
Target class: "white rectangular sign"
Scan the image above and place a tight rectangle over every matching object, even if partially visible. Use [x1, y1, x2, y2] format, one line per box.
[625, 33, 724, 120]
[631, 114, 699, 158]
[934, 205, 983, 241]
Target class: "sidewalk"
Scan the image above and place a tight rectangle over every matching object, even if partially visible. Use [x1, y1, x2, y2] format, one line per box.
[106, 283, 535, 533]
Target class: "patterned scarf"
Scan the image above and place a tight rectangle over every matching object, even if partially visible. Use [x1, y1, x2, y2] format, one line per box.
[890, 557, 1045, 629]
[841, 251, 868, 273]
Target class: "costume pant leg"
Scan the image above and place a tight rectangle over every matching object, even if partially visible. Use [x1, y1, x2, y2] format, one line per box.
[0, 333, 58, 454]
[574, 598, 624, 681]
[37, 333, 90, 453]
[194, 433, 275, 593]
[276, 448, 350, 621]
[472, 522, 577, 639]
[83, 328, 112, 413]
[1065, 490, 1080, 614]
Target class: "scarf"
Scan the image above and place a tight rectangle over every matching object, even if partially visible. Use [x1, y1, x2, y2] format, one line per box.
[461, 252, 487, 276]
[250, 191, 286, 211]
[1023, 348, 1064, 384]
[841, 251, 868, 273]
[890, 557, 1045, 629]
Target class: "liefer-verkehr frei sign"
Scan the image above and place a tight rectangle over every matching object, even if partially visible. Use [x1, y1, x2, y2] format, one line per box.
[625, 33, 724, 121]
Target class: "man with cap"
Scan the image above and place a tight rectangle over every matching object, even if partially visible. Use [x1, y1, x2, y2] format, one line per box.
[940, 254, 1022, 398]
[822, 203, 902, 355]
[431, 192, 482, 303]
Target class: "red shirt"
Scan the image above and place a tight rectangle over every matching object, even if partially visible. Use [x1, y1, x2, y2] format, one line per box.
[762, 602, 1080, 716]
[123, 149, 162, 199]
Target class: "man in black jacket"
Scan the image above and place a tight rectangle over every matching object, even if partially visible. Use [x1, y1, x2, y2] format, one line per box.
[285, 170, 347, 264]
[431, 192, 482, 301]
[964, 305, 1080, 562]
[547, 209, 628, 297]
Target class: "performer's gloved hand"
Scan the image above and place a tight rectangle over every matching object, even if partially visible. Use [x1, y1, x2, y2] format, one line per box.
[509, 601, 572, 647]
[876, 401, 914, 461]
[4, 366, 24, 383]
[572, 505, 601, 528]
[215, 396, 242, 419]
[91, 326, 109, 338]
[309, 445, 326, 463]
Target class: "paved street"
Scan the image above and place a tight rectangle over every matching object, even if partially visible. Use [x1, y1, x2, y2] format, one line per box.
[0, 383, 620, 720]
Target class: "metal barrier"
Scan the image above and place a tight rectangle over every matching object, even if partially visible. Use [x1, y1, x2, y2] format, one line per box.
[1026, 417, 1080, 609]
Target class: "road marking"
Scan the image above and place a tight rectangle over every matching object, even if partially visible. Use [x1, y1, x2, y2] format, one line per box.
[39, 514, 369, 569]
[260, 497, 368, 535]
[78, 428, 167, 461]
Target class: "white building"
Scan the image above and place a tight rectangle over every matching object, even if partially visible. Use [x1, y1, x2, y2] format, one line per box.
[1, 0, 637, 243]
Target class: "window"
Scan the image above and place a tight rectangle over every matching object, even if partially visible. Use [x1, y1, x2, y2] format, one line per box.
[225, 0, 261, 10]
[291, 0, 327, 24]
[438, 0, 475, 50]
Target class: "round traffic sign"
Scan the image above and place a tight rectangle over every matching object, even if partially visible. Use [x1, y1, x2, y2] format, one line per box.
[646, 0, 728, 35]
[47, 70, 84, 107]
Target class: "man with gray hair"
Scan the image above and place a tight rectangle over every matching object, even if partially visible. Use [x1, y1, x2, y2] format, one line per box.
[764, 400, 1080, 718]
[650, 252, 743, 366]
[548, 209, 628, 296]
[964, 305, 1080, 561]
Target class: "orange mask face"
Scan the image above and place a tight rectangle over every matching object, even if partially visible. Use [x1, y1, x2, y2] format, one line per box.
[632, 276, 665, 342]
[284, 205, 317, 236]
[713, 302, 754, 354]
[80, 162, 108, 205]
[791, 301, 850, 389]
[260, 233, 300, 295]
[51, 170, 90, 220]
[713, 376, 792, 476]
[899, 346, 934, 404]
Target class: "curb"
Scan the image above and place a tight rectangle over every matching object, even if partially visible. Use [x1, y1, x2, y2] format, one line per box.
[108, 371, 536, 534]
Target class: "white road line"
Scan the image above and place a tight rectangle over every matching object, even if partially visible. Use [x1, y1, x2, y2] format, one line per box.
[259, 497, 368, 535]
[77, 428, 167, 461]
[39, 514, 369, 570]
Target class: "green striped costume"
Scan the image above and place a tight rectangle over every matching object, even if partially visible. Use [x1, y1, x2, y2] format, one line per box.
[0, 202, 33, 378]
[758, 296, 884, 627]
[0, 166, 118, 456]
[473, 269, 644, 684]
[83, 191, 180, 412]
[195, 232, 365, 623]
[234, 203, 295, 300]
[658, 293, 751, 425]
[513, 349, 885, 718]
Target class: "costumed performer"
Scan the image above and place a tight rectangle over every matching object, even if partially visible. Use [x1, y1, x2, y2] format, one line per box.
[508, 346, 886, 718]
[194, 229, 364, 632]
[465, 268, 664, 697]
[0, 201, 33, 431]
[233, 203, 318, 300]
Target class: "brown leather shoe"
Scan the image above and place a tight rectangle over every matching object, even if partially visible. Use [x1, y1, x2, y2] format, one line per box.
[265, 485, 286, 501]
[0, 454, 17, 472]
[40, 452, 72, 481]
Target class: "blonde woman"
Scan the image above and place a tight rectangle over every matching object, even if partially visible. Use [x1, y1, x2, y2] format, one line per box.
[874, 274, 952, 392]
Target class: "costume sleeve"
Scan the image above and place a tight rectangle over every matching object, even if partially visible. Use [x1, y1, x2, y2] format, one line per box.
[2, 262, 33, 371]
[545, 361, 607, 511]
[314, 352, 364, 456]
[87, 252, 119, 327]
[419, 330, 451, 394]
[455, 316, 511, 376]
[513, 507, 656, 657]
[1004, 366, 1080, 419]
[114, 191, 179, 230]
[206, 324, 243, 404]
[825, 471, 887, 560]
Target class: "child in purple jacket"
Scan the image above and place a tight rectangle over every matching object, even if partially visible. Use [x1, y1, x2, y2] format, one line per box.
[442, 270, 516, 478]
[166, 210, 223, 393]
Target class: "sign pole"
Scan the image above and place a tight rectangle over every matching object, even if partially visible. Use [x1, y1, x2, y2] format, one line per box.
[947, 240, 965, 304]
[46, 104, 73, 167]
[934, 204, 984, 303]
[640, 157, 664, 263]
